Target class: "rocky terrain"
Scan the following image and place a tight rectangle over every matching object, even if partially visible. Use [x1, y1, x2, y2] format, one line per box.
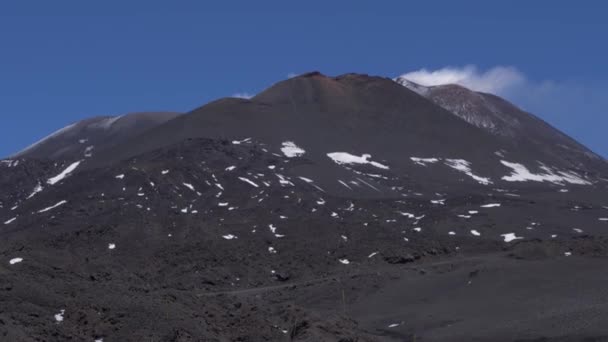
[1, 72, 607, 341]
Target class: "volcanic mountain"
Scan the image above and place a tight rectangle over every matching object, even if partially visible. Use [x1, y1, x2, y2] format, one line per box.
[1, 72, 607, 341]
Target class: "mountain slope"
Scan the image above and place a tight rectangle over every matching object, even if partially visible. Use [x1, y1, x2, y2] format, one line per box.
[86, 72, 606, 196]
[12, 112, 181, 160]
[1, 72, 608, 341]
[394, 77, 605, 166]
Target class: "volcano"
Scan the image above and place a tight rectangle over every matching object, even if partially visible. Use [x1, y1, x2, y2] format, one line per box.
[1, 72, 607, 341]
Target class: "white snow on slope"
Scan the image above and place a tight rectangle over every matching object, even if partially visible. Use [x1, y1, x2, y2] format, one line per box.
[183, 183, 196, 191]
[54, 309, 65, 322]
[90, 115, 123, 129]
[444, 159, 492, 185]
[38, 200, 67, 213]
[500, 161, 590, 185]
[327, 152, 389, 169]
[501, 233, 523, 242]
[481, 203, 501, 208]
[1, 160, 16, 167]
[410, 157, 439, 166]
[84, 145, 94, 157]
[14, 122, 78, 157]
[4, 217, 17, 225]
[238, 177, 259, 188]
[281, 141, 305, 158]
[232, 138, 252, 145]
[27, 183, 44, 199]
[47, 161, 81, 185]
[9, 257, 23, 265]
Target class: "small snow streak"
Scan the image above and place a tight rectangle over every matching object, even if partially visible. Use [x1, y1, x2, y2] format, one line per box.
[232, 138, 252, 145]
[38, 200, 67, 213]
[183, 183, 196, 191]
[27, 183, 44, 199]
[238, 177, 259, 188]
[410, 157, 439, 166]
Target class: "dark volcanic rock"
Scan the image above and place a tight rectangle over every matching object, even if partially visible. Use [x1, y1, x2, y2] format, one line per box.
[1, 72, 607, 341]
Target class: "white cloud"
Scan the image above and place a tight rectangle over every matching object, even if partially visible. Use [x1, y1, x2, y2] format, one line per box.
[397, 65, 526, 95]
[287, 72, 299, 79]
[232, 92, 254, 99]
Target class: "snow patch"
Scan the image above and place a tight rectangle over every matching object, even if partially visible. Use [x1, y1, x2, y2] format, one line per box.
[501, 233, 523, 242]
[410, 157, 439, 166]
[47, 161, 81, 185]
[500, 161, 590, 185]
[470, 230, 481, 236]
[445, 159, 492, 185]
[27, 183, 44, 199]
[54, 309, 65, 323]
[9, 257, 23, 265]
[4, 217, 17, 225]
[480, 203, 501, 208]
[281, 141, 305, 158]
[327, 152, 389, 169]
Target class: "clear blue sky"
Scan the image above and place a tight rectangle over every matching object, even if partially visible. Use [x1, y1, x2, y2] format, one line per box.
[1, 1, 606, 158]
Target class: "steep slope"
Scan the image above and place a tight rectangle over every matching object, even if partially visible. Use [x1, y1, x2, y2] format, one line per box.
[394, 77, 605, 168]
[11, 112, 181, 160]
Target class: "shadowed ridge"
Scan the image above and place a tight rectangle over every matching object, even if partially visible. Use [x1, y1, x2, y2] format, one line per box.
[12, 112, 181, 160]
